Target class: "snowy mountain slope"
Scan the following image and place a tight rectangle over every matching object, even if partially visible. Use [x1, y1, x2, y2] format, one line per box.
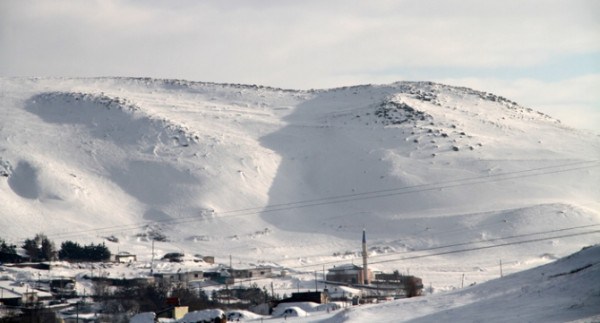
[260, 82, 599, 235]
[327, 244, 600, 323]
[0, 77, 599, 291]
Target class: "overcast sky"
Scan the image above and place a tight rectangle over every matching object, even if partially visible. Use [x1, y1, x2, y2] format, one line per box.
[1, 0, 599, 131]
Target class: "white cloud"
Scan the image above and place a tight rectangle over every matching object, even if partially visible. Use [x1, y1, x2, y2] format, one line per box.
[2, 0, 598, 82]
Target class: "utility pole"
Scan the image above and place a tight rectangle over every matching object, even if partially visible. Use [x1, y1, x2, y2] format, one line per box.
[271, 282, 275, 301]
[228, 255, 233, 306]
[226, 281, 230, 305]
[461, 273, 465, 288]
[499, 259, 503, 278]
[150, 239, 154, 275]
[315, 271, 318, 292]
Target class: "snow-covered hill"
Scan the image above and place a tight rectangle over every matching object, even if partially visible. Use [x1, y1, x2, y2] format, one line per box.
[1, 77, 599, 291]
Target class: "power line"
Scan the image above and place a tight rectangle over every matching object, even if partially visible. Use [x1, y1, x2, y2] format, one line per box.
[294, 229, 600, 277]
[14, 226, 596, 295]
[252, 162, 600, 217]
[233, 160, 600, 215]
[182, 228, 600, 289]
[266, 222, 600, 268]
[12, 226, 597, 293]
[40, 160, 599, 240]
[369, 229, 600, 265]
[187, 227, 600, 291]
[49, 160, 600, 239]
[286, 224, 600, 270]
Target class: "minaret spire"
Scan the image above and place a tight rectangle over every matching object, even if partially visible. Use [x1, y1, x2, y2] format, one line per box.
[362, 229, 369, 285]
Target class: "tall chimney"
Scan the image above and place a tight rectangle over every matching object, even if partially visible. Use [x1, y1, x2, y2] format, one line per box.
[362, 229, 369, 285]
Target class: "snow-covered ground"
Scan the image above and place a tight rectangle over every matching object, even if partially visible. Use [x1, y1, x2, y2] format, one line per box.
[130, 245, 600, 322]
[325, 244, 600, 323]
[1, 77, 599, 320]
[300, 245, 600, 322]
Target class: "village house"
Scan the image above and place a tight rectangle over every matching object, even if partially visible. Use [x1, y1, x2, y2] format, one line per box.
[228, 266, 273, 279]
[203, 270, 234, 285]
[279, 291, 328, 304]
[0, 280, 53, 307]
[373, 271, 424, 297]
[154, 270, 204, 286]
[326, 285, 362, 301]
[162, 252, 185, 263]
[325, 264, 373, 285]
[91, 276, 155, 287]
[48, 278, 77, 297]
[113, 251, 137, 263]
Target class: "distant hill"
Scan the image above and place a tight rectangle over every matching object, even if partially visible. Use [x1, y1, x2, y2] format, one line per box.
[1, 77, 598, 290]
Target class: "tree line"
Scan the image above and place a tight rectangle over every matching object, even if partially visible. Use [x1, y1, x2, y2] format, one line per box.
[0, 233, 111, 263]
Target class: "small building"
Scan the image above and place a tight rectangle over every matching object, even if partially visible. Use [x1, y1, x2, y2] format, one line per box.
[279, 291, 328, 304]
[229, 266, 273, 279]
[49, 278, 77, 297]
[162, 252, 185, 263]
[0, 288, 21, 307]
[326, 285, 362, 301]
[154, 270, 204, 286]
[0, 280, 53, 307]
[374, 270, 409, 283]
[91, 276, 154, 287]
[114, 252, 137, 263]
[156, 304, 189, 321]
[373, 271, 424, 297]
[326, 264, 373, 285]
[203, 271, 234, 285]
